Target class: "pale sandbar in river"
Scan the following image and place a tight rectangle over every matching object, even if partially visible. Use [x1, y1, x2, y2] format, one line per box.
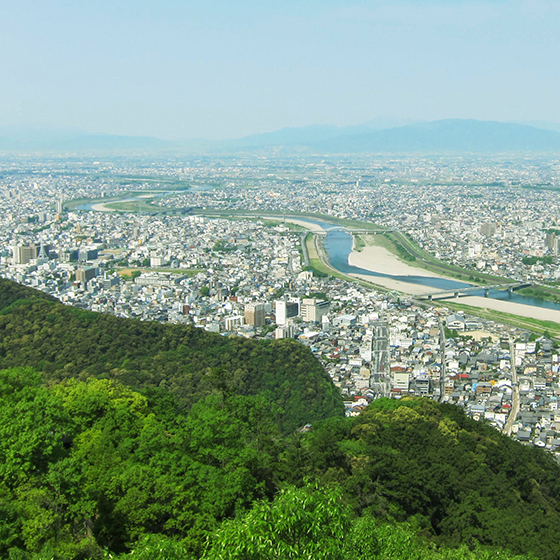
[349, 272, 441, 295]
[91, 202, 113, 211]
[348, 246, 446, 278]
[269, 217, 326, 232]
[458, 296, 560, 324]
[347, 245, 450, 294]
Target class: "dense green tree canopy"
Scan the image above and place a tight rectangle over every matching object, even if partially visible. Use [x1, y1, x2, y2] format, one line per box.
[0, 366, 553, 560]
[0, 279, 344, 432]
[279, 398, 560, 560]
[1, 280, 559, 560]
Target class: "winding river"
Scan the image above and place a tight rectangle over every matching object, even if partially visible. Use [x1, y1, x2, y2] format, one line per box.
[302, 219, 560, 312]
[74, 191, 560, 315]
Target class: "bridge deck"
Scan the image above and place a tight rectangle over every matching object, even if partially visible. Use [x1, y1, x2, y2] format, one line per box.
[417, 282, 529, 299]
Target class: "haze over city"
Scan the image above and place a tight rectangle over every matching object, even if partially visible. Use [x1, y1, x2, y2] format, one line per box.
[2, 0, 560, 140]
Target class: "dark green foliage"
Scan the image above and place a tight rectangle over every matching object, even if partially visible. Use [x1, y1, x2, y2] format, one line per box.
[0, 368, 547, 560]
[0, 280, 56, 311]
[0, 369, 283, 558]
[280, 398, 560, 560]
[0, 279, 344, 432]
[517, 286, 560, 304]
[522, 256, 554, 266]
[3, 280, 560, 560]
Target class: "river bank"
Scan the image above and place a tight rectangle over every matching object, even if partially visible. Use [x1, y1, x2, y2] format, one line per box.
[280, 218, 326, 232]
[346, 245, 453, 294]
[348, 244, 560, 322]
[458, 296, 560, 324]
[347, 272, 440, 295]
[323, 228, 560, 327]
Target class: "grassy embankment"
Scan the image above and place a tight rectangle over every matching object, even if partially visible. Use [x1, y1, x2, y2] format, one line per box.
[197, 209, 383, 231]
[66, 183, 193, 213]
[103, 198, 164, 213]
[436, 300, 560, 340]
[65, 192, 164, 213]
[517, 284, 560, 305]
[240, 217, 306, 231]
[380, 231, 560, 305]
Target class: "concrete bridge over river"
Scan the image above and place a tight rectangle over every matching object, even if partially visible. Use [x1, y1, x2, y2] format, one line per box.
[416, 282, 531, 301]
[313, 227, 395, 236]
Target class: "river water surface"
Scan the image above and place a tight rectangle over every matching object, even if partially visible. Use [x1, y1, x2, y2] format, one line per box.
[304, 219, 560, 313]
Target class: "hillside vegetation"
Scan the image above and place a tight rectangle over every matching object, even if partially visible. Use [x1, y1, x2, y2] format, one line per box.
[0, 367, 544, 560]
[0, 279, 343, 433]
[1, 280, 560, 559]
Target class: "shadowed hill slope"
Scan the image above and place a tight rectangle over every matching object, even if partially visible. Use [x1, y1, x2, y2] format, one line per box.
[0, 279, 343, 432]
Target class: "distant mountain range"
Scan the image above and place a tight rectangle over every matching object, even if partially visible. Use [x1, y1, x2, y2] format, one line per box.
[2, 119, 560, 153]
[225, 119, 560, 153]
[223, 117, 421, 149]
[0, 126, 170, 151]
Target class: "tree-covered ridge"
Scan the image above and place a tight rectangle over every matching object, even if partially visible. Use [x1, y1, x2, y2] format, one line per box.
[0, 279, 343, 432]
[0, 368, 283, 558]
[0, 277, 56, 312]
[281, 398, 560, 560]
[3, 280, 560, 559]
[0, 368, 539, 560]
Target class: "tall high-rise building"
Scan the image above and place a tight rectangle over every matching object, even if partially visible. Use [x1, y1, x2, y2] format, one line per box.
[60, 249, 79, 262]
[480, 222, 496, 237]
[76, 267, 97, 283]
[78, 248, 98, 262]
[244, 303, 265, 327]
[274, 300, 299, 325]
[12, 244, 37, 265]
[300, 298, 329, 323]
[546, 232, 556, 252]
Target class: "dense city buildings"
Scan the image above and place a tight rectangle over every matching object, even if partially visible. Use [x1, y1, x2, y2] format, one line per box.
[2, 153, 560, 451]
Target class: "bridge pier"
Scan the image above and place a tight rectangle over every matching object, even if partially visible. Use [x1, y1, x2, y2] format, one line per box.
[484, 288, 489, 297]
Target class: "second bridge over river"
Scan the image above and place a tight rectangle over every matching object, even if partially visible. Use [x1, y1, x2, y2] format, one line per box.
[416, 282, 531, 300]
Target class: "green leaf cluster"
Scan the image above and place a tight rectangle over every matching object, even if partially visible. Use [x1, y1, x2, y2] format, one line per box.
[0, 368, 283, 559]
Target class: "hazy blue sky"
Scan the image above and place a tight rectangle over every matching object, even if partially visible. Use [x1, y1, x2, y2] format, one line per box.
[1, 0, 559, 139]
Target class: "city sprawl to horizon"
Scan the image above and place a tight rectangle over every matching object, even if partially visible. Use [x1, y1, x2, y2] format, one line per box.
[3, 153, 560, 450]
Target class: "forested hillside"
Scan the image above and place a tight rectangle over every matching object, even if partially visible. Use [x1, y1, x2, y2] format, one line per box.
[281, 398, 560, 559]
[2, 280, 560, 560]
[0, 279, 344, 432]
[0, 367, 546, 560]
